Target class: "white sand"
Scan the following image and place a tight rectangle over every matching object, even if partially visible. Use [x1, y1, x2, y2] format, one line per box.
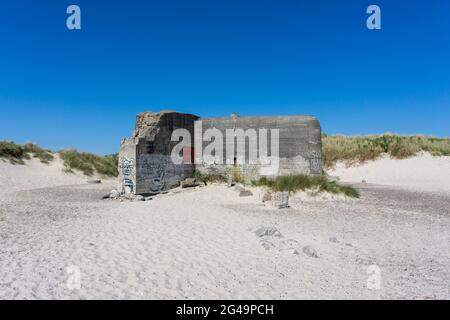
[0, 156, 114, 195]
[327, 153, 450, 194]
[1, 156, 450, 299]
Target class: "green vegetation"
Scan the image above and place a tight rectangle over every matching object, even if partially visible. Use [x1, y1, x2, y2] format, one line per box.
[322, 134, 450, 168]
[59, 150, 118, 177]
[23, 143, 54, 164]
[0, 141, 54, 164]
[252, 174, 360, 198]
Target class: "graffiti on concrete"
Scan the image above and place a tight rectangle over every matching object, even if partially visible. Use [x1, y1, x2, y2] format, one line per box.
[138, 154, 178, 193]
[119, 158, 134, 193]
[122, 178, 134, 194]
[308, 150, 322, 174]
[148, 163, 166, 192]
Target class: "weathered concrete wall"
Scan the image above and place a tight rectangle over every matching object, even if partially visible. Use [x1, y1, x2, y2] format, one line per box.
[119, 111, 198, 195]
[196, 115, 322, 178]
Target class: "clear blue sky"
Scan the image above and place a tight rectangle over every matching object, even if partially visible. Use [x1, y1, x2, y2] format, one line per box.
[1, 0, 449, 154]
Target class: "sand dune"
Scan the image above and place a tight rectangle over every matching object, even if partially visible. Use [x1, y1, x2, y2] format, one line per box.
[327, 153, 450, 194]
[0, 156, 115, 195]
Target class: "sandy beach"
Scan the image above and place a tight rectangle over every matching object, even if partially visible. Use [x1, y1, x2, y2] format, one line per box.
[1, 155, 450, 299]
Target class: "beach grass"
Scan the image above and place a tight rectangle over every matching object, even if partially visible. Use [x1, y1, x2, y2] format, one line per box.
[322, 134, 450, 168]
[59, 149, 118, 177]
[252, 174, 360, 198]
[0, 141, 54, 164]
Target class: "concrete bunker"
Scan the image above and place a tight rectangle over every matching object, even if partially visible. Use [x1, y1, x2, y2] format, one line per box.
[118, 111, 322, 195]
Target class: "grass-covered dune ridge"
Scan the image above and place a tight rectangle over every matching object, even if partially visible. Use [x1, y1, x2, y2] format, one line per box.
[0, 141, 54, 164]
[3, 134, 450, 178]
[59, 149, 118, 177]
[322, 134, 450, 168]
[0, 141, 118, 177]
